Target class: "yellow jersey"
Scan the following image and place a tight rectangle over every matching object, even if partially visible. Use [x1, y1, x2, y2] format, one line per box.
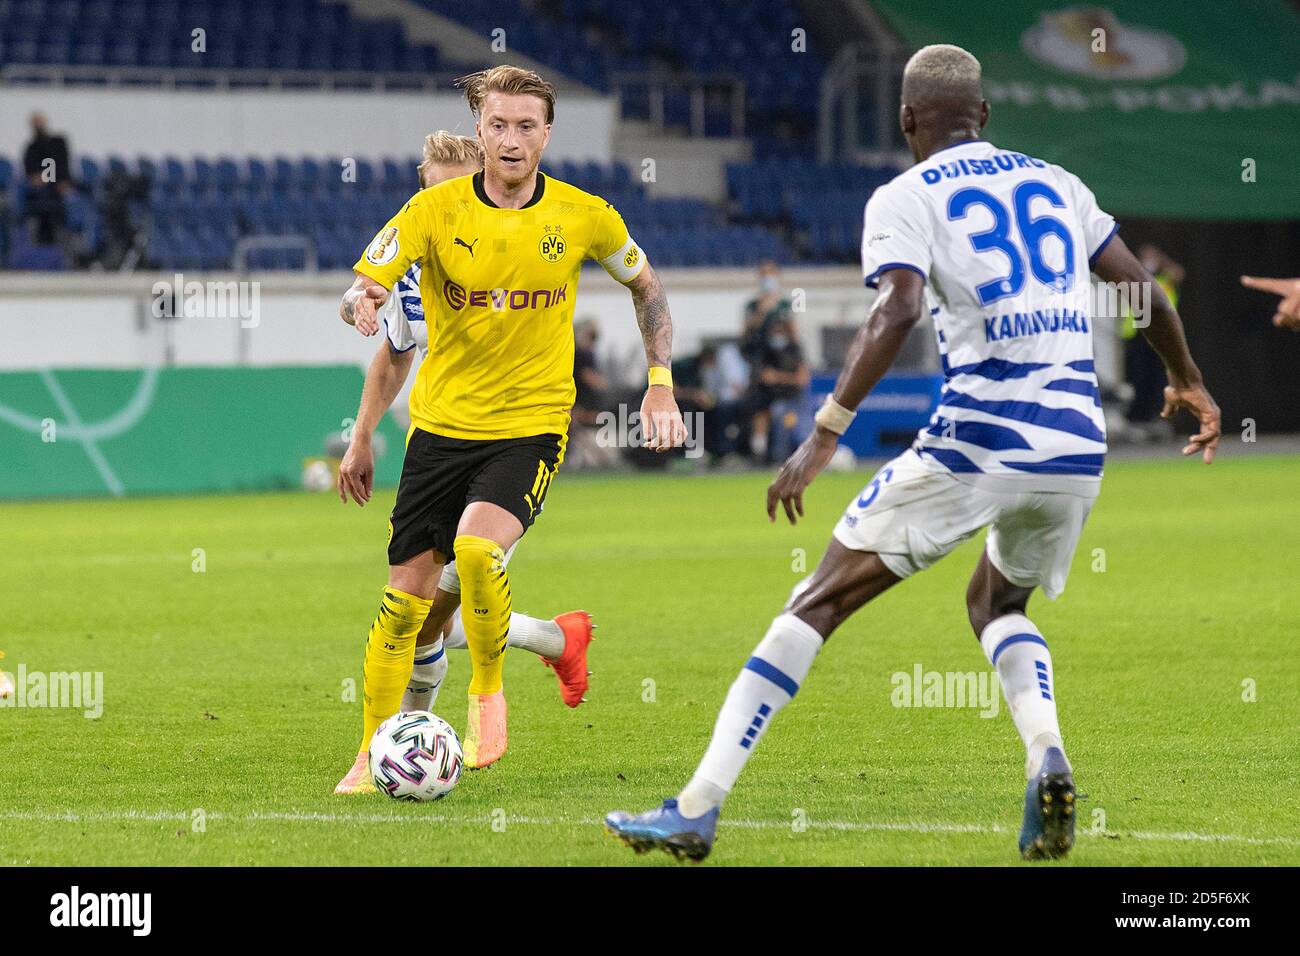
[353, 171, 646, 440]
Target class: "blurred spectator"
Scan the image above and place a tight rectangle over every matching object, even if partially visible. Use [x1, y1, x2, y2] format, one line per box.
[746, 315, 811, 462]
[701, 339, 749, 405]
[22, 112, 72, 246]
[674, 344, 741, 462]
[741, 259, 794, 365]
[566, 317, 621, 468]
[671, 346, 714, 411]
[1123, 245, 1183, 435]
[99, 167, 151, 269]
[572, 317, 607, 418]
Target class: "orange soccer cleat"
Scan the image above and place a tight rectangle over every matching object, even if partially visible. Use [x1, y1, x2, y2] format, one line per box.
[333, 751, 376, 795]
[543, 611, 594, 708]
[463, 690, 508, 769]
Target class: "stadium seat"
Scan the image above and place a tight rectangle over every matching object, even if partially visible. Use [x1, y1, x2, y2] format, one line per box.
[1, 149, 826, 270]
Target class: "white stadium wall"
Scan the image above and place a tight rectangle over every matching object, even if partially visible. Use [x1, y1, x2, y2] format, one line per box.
[0, 267, 865, 377]
[0, 87, 616, 162]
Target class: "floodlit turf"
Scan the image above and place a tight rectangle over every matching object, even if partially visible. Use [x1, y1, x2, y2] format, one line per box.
[2, 453, 1298, 866]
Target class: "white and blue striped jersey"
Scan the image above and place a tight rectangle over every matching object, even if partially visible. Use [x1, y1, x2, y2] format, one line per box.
[380, 262, 428, 355]
[861, 140, 1118, 493]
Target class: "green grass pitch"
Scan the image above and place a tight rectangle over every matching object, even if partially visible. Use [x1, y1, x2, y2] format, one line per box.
[2, 454, 1297, 866]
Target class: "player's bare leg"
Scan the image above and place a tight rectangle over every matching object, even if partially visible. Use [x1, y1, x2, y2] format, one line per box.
[404, 571, 595, 711]
[967, 553, 1075, 860]
[335, 549, 443, 795]
[607, 541, 900, 861]
[454, 502, 523, 769]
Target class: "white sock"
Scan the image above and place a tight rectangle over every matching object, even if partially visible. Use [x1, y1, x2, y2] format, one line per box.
[505, 612, 565, 658]
[979, 613, 1068, 779]
[401, 638, 447, 712]
[677, 613, 824, 817]
[444, 608, 564, 659]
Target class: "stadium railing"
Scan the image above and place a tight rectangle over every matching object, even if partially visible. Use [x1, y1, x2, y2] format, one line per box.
[610, 71, 746, 138]
[0, 63, 446, 92]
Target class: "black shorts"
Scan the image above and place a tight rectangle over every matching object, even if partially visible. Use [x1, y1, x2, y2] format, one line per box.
[387, 429, 565, 565]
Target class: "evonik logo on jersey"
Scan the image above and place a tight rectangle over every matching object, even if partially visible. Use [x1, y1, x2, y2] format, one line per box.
[442, 279, 569, 312]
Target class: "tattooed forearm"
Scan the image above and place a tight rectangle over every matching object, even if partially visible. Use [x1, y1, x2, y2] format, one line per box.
[630, 265, 673, 369]
[340, 291, 358, 325]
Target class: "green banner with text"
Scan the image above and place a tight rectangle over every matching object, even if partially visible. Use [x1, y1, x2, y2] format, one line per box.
[872, 0, 1300, 219]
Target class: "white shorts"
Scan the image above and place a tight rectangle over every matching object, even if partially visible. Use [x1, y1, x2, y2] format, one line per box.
[832, 449, 1095, 600]
[437, 542, 519, 595]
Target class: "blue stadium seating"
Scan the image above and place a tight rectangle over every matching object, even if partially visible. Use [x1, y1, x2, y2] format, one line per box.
[3, 153, 810, 270]
[0, 0, 441, 75]
[1, 144, 910, 269]
[726, 160, 898, 261]
[417, 0, 824, 153]
[1, 0, 824, 155]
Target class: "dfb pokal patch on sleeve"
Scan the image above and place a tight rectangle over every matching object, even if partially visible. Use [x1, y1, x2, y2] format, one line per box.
[366, 226, 400, 266]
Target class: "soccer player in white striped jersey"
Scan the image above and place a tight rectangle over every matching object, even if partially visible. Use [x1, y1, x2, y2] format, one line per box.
[607, 44, 1221, 861]
[334, 132, 593, 795]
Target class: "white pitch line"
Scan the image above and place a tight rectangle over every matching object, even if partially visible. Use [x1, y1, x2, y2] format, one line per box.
[1, 809, 1297, 848]
[39, 369, 125, 497]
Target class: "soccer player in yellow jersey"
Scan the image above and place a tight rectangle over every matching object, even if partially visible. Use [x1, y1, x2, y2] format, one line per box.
[333, 131, 598, 795]
[336, 65, 687, 778]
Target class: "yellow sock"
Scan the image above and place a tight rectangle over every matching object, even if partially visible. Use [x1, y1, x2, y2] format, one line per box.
[359, 586, 433, 752]
[453, 535, 512, 696]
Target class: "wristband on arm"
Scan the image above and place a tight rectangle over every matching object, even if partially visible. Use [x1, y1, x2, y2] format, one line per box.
[814, 395, 856, 435]
[648, 366, 673, 389]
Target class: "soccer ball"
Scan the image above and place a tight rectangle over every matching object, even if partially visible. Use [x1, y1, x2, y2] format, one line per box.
[301, 459, 334, 492]
[827, 445, 858, 472]
[369, 711, 464, 801]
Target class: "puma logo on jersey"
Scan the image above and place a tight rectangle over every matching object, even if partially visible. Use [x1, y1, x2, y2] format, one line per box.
[454, 237, 479, 257]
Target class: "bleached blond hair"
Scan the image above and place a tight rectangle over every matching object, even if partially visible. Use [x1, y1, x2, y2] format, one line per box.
[455, 64, 557, 124]
[902, 44, 983, 102]
[418, 131, 483, 183]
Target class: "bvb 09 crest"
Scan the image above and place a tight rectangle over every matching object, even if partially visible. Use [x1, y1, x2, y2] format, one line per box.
[539, 224, 566, 263]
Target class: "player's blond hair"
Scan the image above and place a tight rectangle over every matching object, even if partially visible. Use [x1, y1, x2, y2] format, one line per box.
[456, 65, 557, 125]
[418, 131, 484, 182]
[902, 44, 983, 101]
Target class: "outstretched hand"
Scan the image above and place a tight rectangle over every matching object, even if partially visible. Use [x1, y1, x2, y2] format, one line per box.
[1240, 276, 1300, 331]
[766, 428, 839, 524]
[342, 285, 388, 336]
[1161, 382, 1221, 464]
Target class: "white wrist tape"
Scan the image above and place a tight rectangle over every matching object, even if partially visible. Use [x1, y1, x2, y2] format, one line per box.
[814, 396, 856, 435]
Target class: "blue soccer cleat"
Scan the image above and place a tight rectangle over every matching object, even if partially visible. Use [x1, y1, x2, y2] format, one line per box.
[605, 798, 719, 862]
[1018, 746, 1076, 860]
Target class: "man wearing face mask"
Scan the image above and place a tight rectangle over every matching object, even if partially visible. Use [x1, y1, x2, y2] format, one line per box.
[750, 316, 811, 463]
[741, 260, 794, 366]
